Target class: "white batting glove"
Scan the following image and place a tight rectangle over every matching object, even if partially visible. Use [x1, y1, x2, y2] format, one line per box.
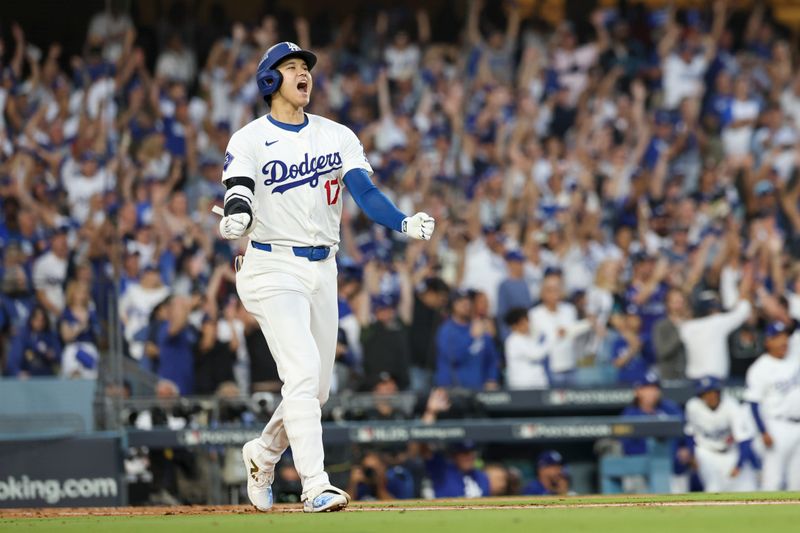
[218, 213, 253, 240]
[402, 212, 435, 241]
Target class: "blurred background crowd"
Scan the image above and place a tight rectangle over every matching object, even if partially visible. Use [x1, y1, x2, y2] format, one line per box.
[2, 0, 800, 504]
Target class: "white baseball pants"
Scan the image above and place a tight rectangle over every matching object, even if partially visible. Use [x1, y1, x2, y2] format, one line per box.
[694, 446, 757, 492]
[236, 243, 338, 495]
[760, 419, 800, 490]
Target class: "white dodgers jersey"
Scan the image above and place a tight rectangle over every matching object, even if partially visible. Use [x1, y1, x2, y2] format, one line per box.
[744, 349, 800, 420]
[684, 395, 753, 452]
[222, 113, 372, 247]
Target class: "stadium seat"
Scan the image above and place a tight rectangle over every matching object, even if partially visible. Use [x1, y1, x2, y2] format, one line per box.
[599, 439, 671, 494]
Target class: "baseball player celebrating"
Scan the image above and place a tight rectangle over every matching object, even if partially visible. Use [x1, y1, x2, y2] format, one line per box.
[684, 376, 759, 492]
[218, 42, 434, 513]
[745, 321, 800, 490]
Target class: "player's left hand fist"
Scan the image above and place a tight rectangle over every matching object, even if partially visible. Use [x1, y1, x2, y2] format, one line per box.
[219, 213, 252, 240]
[402, 212, 435, 241]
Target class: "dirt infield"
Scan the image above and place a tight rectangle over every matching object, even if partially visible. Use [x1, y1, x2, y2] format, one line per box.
[2, 496, 799, 519]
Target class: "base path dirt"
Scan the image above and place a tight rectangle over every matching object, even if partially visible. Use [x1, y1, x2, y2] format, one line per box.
[2, 496, 799, 519]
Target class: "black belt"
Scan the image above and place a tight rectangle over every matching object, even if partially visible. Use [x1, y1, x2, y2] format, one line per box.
[251, 241, 330, 262]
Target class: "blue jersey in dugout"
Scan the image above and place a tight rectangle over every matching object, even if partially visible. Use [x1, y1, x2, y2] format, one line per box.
[425, 453, 490, 498]
[621, 398, 688, 474]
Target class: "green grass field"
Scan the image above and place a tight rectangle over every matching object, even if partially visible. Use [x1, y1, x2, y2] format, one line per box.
[2, 493, 799, 533]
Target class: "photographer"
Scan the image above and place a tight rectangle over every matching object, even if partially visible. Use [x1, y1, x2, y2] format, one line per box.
[347, 451, 393, 501]
[522, 450, 571, 496]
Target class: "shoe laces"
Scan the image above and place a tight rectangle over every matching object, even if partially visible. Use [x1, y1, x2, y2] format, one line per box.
[248, 459, 273, 487]
[252, 471, 272, 487]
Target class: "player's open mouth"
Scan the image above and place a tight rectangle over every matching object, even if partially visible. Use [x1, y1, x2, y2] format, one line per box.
[297, 81, 308, 94]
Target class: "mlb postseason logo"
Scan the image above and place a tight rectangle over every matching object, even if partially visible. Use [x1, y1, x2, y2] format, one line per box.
[224, 152, 234, 171]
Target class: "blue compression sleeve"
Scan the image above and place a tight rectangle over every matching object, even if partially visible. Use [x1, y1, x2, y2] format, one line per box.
[343, 168, 406, 232]
[736, 439, 761, 470]
[749, 402, 767, 434]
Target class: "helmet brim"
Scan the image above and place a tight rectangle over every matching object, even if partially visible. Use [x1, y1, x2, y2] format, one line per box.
[271, 50, 317, 71]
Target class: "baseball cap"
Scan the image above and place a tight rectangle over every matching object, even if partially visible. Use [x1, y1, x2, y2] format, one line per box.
[655, 110, 673, 126]
[632, 250, 655, 264]
[428, 125, 450, 139]
[50, 224, 70, 238]
[480, 166, 500, 181]
[371, 293, 396, 310]
[543, 266, 563, 277]
[634, 371, 661, 388]
[422, 277, 449, 294]
[482, 223, 502, 235]
[697, 291, 722, 315]
[765, 321, 789, 338]
[505, 249, 525, 262]
[651, 202, 667, 217]
[451, 288, 472, 302]
[624, 303, 640, 316]
[537, 450, 564, 469]
[695, 376, 722, 396]
[369, 371, 397, 390]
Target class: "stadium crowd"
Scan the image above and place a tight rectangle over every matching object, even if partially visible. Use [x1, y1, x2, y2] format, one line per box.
[1, 0, 800, 501]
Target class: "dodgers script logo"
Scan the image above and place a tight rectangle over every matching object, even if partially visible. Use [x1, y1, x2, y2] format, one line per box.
[262, 152, 343, 194]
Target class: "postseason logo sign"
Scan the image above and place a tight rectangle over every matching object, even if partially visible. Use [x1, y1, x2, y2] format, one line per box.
[513, 423, 616, 440]
[351, 425, 467, 443]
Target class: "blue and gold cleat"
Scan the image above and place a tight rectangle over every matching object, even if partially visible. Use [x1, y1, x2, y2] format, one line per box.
[302, 485, 350, 513]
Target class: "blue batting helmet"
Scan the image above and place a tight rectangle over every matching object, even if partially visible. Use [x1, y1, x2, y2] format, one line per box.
[256, 41, 317, 100]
